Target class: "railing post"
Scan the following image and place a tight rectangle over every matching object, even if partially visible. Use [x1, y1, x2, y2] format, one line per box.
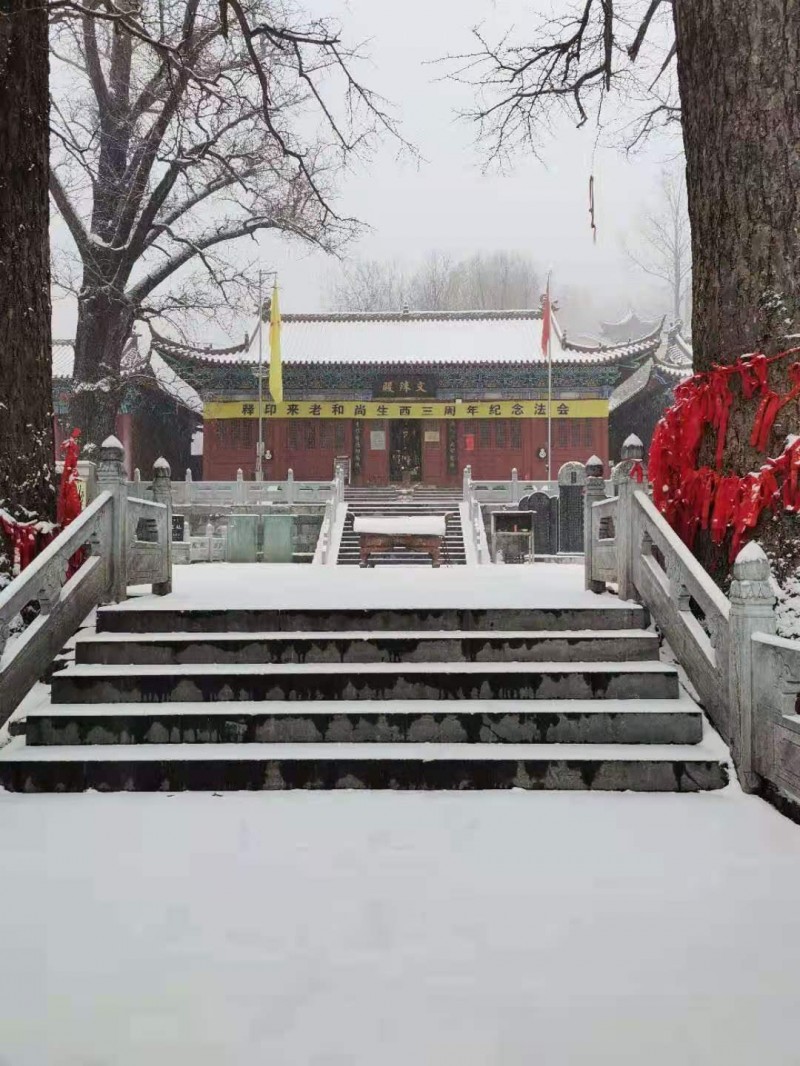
[133, 467, 141, 485]
[287, 467, 295, 506]
[97, 435, 128, 603]
[615, 435, 643, 602]
[151, 457, 173, 596]
[235, 468, 245, 505]
[584, 455, 606, 593]
[729, 542, 777, 791]
[185, 467, 193, 507]
[462, 465, 472, 503]
[511, 467, 519, 504]
[205, 521, 214, 563]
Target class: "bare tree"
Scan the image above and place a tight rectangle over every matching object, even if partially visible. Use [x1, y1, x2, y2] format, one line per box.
[453, 251, 540, 311]
[327, 259, 407, 312]
[624, 168, 691, 323]
[50, 0, 401, 451]
[328, 250, 540, 312]
[0, 0, 55, 540]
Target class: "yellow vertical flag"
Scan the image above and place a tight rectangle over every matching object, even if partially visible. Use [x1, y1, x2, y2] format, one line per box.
[268, 281, 283, 403]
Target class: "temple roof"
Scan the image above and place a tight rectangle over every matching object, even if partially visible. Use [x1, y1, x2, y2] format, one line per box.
[608, 327, 693, 412]
[155, 309, 664, 369]
[52, 338, 202, 414]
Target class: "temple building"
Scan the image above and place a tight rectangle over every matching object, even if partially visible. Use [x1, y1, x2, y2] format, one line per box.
[52, 336, 202, 477]
[156, 308, 667, 485]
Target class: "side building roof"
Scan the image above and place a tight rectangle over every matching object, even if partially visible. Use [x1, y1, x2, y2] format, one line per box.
[52, 337, 202, 415]
[608, 325, 693, 413]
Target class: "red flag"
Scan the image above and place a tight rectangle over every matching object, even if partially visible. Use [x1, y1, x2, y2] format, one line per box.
[541, 279, 551, 355]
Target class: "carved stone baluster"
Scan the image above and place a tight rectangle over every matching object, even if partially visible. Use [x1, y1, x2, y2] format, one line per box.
[584, 455, 606, 593]
[729, 542, 777, 791]
[37, 562, 66, 615]
[152, 457, 172, 596]
[666, 553, 690, 611]
[97, 435, 128, 603]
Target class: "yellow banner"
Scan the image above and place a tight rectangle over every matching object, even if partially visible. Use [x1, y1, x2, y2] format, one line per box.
[204, 399, 608, 421]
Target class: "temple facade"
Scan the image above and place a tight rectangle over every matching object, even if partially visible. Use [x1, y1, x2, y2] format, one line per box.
[158, 309, 666, 486]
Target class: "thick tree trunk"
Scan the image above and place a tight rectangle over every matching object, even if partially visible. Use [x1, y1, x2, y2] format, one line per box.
[68, 286, 135, 456]
[673, 0, 800, 579]
[0, 0, 55, 543]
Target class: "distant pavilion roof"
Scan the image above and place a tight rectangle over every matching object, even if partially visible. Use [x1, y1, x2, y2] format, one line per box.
[154, 309, 664, 370]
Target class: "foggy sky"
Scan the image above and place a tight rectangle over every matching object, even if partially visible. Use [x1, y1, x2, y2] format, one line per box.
[51, 0, 683, 342]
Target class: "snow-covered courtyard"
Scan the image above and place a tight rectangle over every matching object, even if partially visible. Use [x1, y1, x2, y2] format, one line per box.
[2, 785, 800, 1064]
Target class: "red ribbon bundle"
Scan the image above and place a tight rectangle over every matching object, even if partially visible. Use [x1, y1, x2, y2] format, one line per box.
[650, 348, 800, 559]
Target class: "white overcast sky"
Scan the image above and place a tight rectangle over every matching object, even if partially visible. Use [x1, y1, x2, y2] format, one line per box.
[51, 0, 683, 341]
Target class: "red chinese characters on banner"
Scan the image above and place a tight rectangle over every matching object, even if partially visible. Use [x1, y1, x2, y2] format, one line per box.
[650, 348, 800, 560]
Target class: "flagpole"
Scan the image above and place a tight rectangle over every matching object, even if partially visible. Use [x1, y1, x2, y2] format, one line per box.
[256, 269, 264, 482]
[547, 332, 552, 483]
[546, 271, 553, 482]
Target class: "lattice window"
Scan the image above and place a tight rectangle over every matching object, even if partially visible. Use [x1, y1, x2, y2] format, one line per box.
[320, 423, 334, 449]
[478, 422, 491, 448]
[510, 421, 522, 449]
[495, 420, 507, 448]
[558, 420, 569, 447]
[288, 423, 303, 451]
[218, 419, 255, 450]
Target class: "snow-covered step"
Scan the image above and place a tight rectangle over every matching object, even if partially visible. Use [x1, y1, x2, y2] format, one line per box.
[75, 629, 660, 666]
[25, 696, 703, 747]
[95, 603, 650, 635]
[51, 660, 680, 704]
[0, 735, 729, 793]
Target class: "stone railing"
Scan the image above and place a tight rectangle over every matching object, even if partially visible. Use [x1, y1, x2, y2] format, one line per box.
[313, 467, 346, 565]
[0, 436, 172, 725]
[466, 469, 559, 504]
[585, 434, 800, 803]
[461, 466, 490, 564]
[130, 467, 337, 510]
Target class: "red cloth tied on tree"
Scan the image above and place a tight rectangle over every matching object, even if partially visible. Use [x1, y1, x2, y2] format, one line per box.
[730, 468, 780, 559]
[0, 514, 55, 573]
[710, 476, 741, 545]
[58, 429, 85, 578]
[738, 353, 769, 399]
[649, 345, 800, 558]
[58, 429, 83, 528]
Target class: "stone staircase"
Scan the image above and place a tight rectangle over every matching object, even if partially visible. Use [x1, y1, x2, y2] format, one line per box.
[338, 486, 466, 566]
[0, 597, 729, 793]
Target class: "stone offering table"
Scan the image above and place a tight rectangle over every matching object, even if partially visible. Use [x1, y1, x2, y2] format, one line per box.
[352, 515, 448, 567]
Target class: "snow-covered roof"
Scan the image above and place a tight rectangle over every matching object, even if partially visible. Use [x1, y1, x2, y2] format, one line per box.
[52, 340, 75, 380]
[608, 359, 654, 412]
[600, 308, 663, 344]
[608, 326, 694, 412]
[52, 339, 202, 414]
[161, 310, 663, 369]
[657, 327, 693, 378]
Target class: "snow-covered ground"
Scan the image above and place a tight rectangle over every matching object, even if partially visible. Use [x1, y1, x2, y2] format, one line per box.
[2, 787, 800, 1064]
[119, 561, 624, 611]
